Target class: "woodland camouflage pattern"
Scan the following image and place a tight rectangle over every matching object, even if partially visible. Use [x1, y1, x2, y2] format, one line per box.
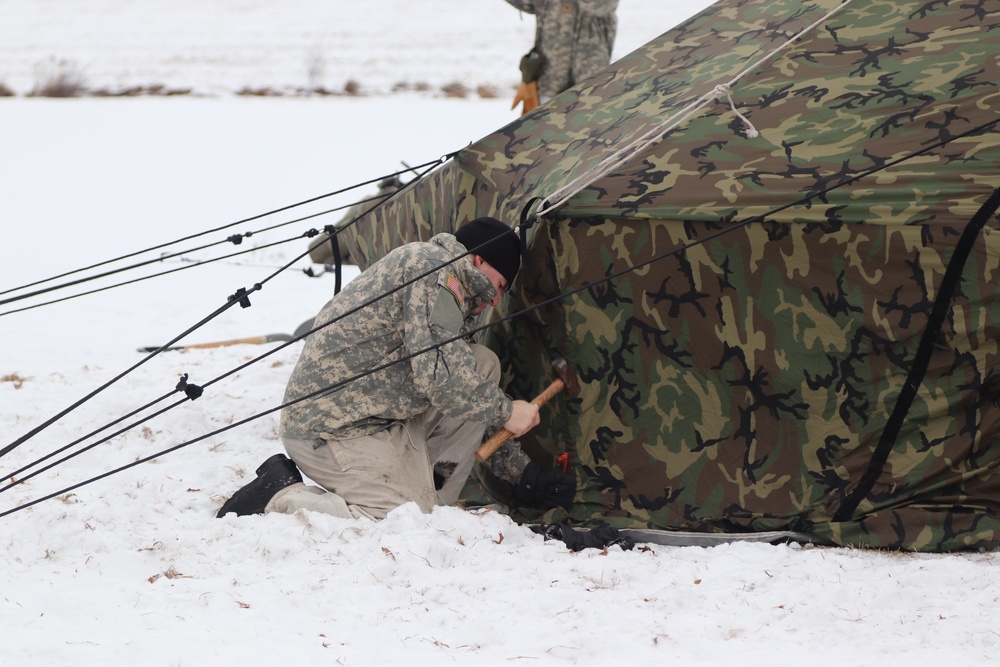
[336, 0, 1000, 551]
[307, 178, 402, 266]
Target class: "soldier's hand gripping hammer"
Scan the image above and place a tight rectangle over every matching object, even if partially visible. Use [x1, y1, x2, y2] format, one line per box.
[475, 357, 580, 462]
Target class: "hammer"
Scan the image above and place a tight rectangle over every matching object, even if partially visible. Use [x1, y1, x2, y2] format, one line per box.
[475, 357, 580, 462]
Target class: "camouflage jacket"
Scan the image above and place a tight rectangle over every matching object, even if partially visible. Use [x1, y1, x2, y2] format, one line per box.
[504, 0, 618, 99]
[280, 234, 514, 441]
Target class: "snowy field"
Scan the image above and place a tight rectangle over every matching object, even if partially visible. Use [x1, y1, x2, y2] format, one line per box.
[1, 0, 690, 97]
[2, 2, 999, 666]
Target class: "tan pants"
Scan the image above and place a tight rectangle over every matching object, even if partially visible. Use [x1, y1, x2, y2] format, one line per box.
[266, 344, 500, 520]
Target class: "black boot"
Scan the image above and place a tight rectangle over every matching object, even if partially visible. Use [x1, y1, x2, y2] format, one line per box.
[216, 454, 303, 518]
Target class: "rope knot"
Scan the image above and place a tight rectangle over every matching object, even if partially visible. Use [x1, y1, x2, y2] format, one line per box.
[714, 84, 759, 139]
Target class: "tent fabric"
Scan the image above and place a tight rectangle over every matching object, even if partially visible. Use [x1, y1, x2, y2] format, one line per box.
[339, 0, 1000, 551]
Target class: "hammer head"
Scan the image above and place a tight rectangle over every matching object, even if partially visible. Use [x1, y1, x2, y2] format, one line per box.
[551, 357, 581, 397]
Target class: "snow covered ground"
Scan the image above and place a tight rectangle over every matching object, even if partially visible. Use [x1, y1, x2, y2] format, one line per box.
[1, 0, 691, 97]
[2, 2, 999, 665]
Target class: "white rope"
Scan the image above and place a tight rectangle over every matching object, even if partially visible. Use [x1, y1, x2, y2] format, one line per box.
[717, 84, 759, 139]
[533, 0, 856, 219]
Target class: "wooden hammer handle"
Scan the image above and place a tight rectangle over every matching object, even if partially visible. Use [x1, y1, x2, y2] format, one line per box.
[475, 378, 565, 462]
[138, 333, 292, 353]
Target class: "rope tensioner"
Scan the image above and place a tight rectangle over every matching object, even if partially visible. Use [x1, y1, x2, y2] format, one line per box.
[175, 374, 204, 401]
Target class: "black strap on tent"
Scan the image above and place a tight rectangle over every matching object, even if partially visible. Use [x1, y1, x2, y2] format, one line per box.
[326, 224, 344, 294]
[518, 196, 544, 267]
[834, 187, 1000, 523]
[303, 224, 344, 293]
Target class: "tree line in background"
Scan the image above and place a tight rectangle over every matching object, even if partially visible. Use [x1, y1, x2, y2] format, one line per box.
[0, 56, 506, 99]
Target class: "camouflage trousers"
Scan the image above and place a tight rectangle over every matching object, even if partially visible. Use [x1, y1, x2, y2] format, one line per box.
[267, 344, 501, 520]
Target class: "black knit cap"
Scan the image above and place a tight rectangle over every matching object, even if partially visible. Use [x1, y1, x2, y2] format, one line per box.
[454, 217, 521, 286]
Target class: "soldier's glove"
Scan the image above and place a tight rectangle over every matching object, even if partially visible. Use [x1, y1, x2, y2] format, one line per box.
[519, 49, 544, 83]
[514, 462, 575, 509]
[531, 522, 635, 552]
[511, 80, 539, 116]
[511, 48, 543, 116]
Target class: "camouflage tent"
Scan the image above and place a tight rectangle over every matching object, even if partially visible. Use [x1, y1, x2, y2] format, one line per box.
[339, 0, 1000, 551]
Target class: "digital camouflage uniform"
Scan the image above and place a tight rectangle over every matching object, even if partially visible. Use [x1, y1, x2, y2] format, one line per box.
[504, 0, 618, 100]
[273, 234, 514, 519]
